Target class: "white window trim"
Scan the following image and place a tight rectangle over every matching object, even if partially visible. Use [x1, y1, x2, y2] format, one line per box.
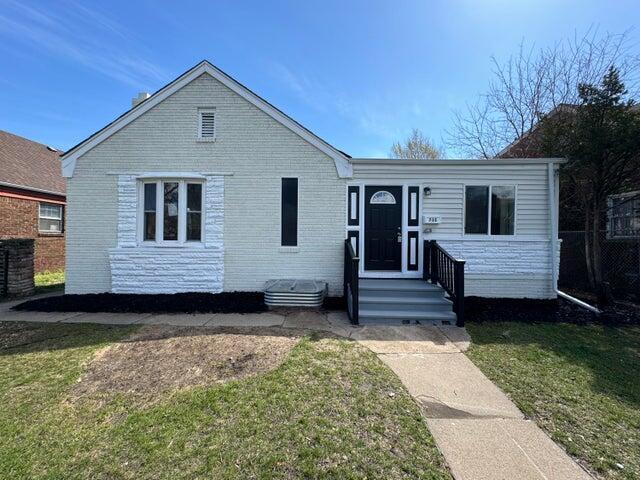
[137, 179, 205, 247]
[197, 107, 216, 141]
[463, 184, 518, 237]
[38, 203, 63, 233]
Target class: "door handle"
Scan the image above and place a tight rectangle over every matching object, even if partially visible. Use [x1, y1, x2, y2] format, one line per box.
[397, 232, 402, 243]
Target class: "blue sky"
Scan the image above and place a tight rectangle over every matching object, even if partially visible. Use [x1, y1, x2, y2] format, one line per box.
[0, 0, 638, 157]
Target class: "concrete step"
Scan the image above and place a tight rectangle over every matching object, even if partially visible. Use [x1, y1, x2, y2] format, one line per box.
[359, 307, 457, 324]
[359, 279, 441, 293]
[359, 294, 453, 311]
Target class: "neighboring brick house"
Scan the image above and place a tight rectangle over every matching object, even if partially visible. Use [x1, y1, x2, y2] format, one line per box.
[0, 130, 65, 272]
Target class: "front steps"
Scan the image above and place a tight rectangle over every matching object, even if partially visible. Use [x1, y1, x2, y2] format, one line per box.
[358, 279, 457, 325]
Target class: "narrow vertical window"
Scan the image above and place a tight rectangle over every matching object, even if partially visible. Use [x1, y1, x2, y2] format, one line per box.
[186, 183, 202, 241]
[491, 186, 515, 235]
[464, 186, 489, 234]
[281, 178, 298, 246]
[143, 183, 157, 240]
[163, 182, 179, 241]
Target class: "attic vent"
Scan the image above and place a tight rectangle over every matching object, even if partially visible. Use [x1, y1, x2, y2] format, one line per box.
[198, 109, 215, 139]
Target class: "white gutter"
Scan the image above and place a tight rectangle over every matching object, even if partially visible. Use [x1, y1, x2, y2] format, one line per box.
[547, 162, 601, 314]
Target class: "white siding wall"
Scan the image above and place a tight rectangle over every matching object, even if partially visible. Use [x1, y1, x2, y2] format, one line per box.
[352, 161, 558, 299]
[66, 73, 346, 295]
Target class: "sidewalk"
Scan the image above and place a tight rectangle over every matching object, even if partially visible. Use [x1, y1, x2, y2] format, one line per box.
[357, 325, 593, 480]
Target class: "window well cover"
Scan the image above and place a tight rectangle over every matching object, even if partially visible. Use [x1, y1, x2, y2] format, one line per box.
[264, 279, 328, 307]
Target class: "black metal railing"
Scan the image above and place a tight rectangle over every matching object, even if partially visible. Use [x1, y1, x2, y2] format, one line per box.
[423, 240, 465, 326]
[344, 239, 360, 324]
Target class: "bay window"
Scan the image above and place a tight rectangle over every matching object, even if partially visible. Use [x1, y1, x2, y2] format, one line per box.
[464, 185, 515, 235]
[140, 179, 204, 244]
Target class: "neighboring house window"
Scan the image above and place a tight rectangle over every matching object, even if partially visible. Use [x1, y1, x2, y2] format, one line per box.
[38, 203, 63, 233]
[281, 178, 298, 246]
[141, 180, 204, 244]
[608, 192, 640, 238]
[198, 108, 215, 139]
[464, 185, 515, 235]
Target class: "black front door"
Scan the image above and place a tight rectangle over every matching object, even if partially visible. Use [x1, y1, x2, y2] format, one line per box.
[364, 186, 402, 271]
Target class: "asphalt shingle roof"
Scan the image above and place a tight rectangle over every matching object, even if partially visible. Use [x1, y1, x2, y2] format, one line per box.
[0, 130, 65, 195]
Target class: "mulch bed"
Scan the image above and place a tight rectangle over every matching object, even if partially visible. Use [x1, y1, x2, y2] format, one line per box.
[13, 292, 268, 314]
[465, 296, 640, 325]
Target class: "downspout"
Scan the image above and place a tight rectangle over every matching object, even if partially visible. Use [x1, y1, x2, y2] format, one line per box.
[547, 162, 601, 314]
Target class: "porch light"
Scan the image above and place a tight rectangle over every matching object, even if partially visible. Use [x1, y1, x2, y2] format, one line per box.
[423, 186, 432, 196]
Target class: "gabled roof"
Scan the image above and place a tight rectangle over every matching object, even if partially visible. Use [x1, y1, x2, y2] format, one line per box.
[0, 130, 65, 195]
[61, 60, 352, 178]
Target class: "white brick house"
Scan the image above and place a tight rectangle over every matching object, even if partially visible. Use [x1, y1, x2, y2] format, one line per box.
[61, 61, 563, 319]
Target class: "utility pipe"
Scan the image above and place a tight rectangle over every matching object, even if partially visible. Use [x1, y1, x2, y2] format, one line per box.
[547, 162, 601, 314]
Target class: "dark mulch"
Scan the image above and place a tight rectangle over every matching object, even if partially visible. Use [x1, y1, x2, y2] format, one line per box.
[322, 296, 346, 311]
[12, 292, 268, 314]
[466, 296, 640, 325]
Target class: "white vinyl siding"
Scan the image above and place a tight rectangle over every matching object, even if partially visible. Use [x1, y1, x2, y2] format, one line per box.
[352, 163, 550, 237]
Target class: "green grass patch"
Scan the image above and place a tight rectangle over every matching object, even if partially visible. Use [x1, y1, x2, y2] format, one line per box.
[466, 322, 640, 480]
[0, 323, 451, 479]
[34, 270, 64, 294]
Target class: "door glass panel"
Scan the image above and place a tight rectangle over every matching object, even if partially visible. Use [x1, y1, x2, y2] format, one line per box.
[370, 190, 396, 204]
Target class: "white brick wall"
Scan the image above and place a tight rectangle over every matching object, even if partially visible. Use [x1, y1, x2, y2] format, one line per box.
[66, 73, 346, 295]
[108, 175, 225, 293]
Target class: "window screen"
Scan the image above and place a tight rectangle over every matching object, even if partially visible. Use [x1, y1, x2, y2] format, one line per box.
[186, 183, 202, 241]
[143, 183, 157, 241]
[464, 186, 489, 234]
[163, 182, 179, 241]
[491, 186, 515, 235]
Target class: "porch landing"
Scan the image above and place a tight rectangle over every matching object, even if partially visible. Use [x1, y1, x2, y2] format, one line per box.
[358, 279, 457, 326]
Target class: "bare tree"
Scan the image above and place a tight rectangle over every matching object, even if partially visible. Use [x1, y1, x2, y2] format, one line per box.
[390, 128, 443, 159]
[446, 28, 640, 158]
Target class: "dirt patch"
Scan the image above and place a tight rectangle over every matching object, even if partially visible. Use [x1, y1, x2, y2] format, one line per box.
[70, 325, 302, 404]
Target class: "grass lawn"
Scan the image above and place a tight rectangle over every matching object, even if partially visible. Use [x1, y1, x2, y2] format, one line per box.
[0, 322, 451, 480]
[466, 322, 640, 480]
[34, 270, 64, 294]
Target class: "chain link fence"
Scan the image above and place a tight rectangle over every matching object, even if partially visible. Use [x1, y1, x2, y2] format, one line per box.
[559, 231, 640, 303]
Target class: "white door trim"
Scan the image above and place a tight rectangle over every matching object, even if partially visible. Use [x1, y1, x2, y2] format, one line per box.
[347, 180, 423, 279]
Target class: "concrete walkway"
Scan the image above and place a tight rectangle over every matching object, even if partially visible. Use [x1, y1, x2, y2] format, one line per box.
[360, 325, 593, 480]
[0, 301, 593, 479]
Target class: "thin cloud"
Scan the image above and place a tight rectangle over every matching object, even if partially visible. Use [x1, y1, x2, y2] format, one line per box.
[268, 61, 435, 142]
[0, 0, 167, 89]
